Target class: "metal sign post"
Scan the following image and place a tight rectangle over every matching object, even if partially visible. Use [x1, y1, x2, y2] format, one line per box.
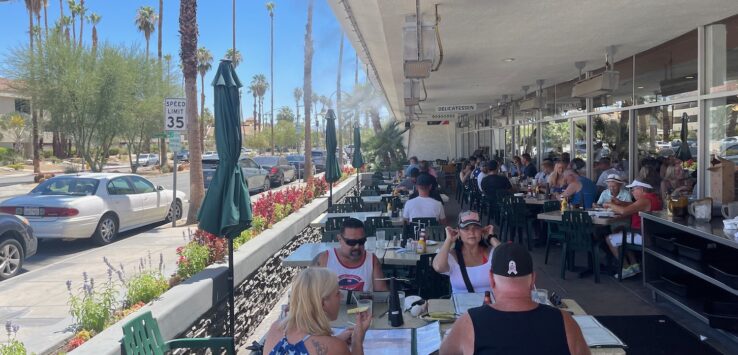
[164, 98, 186, 227]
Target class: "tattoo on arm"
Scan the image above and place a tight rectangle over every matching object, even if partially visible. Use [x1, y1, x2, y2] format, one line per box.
[311, 339, 328, 355]
[312, 251, 324, 266]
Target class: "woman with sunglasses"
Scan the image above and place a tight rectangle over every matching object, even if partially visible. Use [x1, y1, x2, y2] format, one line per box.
[264, 268, 372, 355]
[432, 211, 501, 294]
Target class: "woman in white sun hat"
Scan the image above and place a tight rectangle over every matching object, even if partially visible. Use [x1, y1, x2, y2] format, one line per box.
[603, 180, 662, 279]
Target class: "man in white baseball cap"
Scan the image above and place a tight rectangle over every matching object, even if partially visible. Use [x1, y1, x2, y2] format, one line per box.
[595, 174, 632, 207]
[603, 179, 663, 279]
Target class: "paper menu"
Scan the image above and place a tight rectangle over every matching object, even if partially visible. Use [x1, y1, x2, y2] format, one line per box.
[331, 322, 441, 355]
[572, 315, 626, 348]
[452, 292, 487, 315]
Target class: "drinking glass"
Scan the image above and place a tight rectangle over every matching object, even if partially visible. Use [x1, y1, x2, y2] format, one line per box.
[357, 299, 373, 317]
[376, 230, 386, 250]
[398, 291, 406, 311]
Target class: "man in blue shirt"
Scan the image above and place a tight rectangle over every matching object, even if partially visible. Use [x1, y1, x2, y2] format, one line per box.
[404, 156, 419, 177]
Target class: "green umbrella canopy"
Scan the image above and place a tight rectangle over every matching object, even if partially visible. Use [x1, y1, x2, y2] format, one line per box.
[198, 60, 252, 238]
[351, 126, 364, 169]
[324, 109, 342, 183]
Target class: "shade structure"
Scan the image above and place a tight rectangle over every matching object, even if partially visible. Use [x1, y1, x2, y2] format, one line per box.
[197, 60, 252, 352]
[675, 112, 693, 161]
[325, 109, 342, 207]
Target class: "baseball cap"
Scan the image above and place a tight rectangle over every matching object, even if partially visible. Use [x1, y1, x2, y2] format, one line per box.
[416, 173, 434, 186]
[492, 242, 533, 278]
[625, 180, 653, 190]
[458, 211, 482, 229]
[486, 160, 498, 170]
[604, 174, 625, 184]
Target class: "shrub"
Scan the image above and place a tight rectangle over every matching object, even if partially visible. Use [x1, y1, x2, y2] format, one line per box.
[124, 271, 169, 306]
[67, 272, 119, 333]
[5, 163, 24, 171]
[64, 166, 79, 174]
[175, 242, 210, 279]
[108, 147, 120, 156]
[1, 321, 26, 355]
[42, 150, 53, 159]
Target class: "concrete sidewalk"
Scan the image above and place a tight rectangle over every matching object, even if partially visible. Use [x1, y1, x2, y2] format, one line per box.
[0, 222, 194, 354]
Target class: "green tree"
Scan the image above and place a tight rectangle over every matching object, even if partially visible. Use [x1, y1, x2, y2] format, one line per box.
[276, 106, 294, 122]
[251, 74, 268, 132]
[366, 122, 407, 170]
[196, 46, 212, 152]
[24, 0, 42, 174]
[303, 0, 314, 180]
[0, 112, 31, 154]
[274, 120, 298, 154]
[87, 12, 101, 51]
[225, 48, 242, 67]
[135, 6, 157, 60]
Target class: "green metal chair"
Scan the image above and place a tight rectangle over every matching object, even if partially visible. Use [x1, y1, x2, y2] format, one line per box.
[343, 196, 364, 211]
[325, 216, 350, 231]
[322, 230, 341, 243]
[561, 211, 601, 283]
[542, 200, 565, 264]
[360, 189, 379, 197]
[328, 203, 356, 213]
[415, 253, 451, 299]
[365, 216, 392, 236]
[618, 225, 642, 282]
[425, 225, 445, 242]
[500, 197, 534, 250]
[121, 311, 233, 355]
[380, 196, 402, 212]
[411, 217, 439, 227]
[376, 227, 404, 242]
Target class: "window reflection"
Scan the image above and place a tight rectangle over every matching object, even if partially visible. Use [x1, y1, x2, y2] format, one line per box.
[592, 56, 634, 111]
[573, 117, 588, 177]
[707, 97, 738, 200]
[592, 112, 629, 176]
[541, 119, 570, 162]
[706, 15, 738, 93]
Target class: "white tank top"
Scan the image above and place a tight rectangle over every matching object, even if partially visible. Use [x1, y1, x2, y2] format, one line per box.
[326, 248, 374, 292]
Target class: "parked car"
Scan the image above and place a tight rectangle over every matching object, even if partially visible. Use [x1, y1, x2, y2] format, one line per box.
[311, 150, 327, 172]
[202, 155, 271, 193]
[136, 153, 160, 167]
[175, 150, 189, 161]
[286, 155, 317, 179]
[721, 143, 738, 164]
[0, 174, 185, 245]
[0, 213, 36, 280]
[253, 156, 296, 186]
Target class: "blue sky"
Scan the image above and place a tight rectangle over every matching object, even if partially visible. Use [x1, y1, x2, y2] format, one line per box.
[0, 0, 367, 120]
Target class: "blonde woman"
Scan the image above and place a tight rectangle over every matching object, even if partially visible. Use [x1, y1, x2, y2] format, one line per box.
[264, 268, 371, 355]
[547, 161, 568, 193]
[660, 164, 690, 198]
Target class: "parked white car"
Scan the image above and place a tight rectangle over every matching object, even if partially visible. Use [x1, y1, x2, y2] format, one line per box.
[0, 174, 186, 245]
[136, 153, 160, 167]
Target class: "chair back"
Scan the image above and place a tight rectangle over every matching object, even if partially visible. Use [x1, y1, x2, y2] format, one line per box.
[122, 311, 166, 355]
[360, 189, 379, 197]
[365, 216, 392, 236]
[328, 203, 356, 213]
[376, 227, 404, 241]
[425, 225, 445, 242]
[562, 211, 595, 249]
[411, 217, 439, 227]
[416, 254, 451, 299]
[322, 230, 341, 243]
[344, 196, 364, 210]
[380, 196, 402, 212]
[542, 200, 561, 213]
[325, 216, 350, 231]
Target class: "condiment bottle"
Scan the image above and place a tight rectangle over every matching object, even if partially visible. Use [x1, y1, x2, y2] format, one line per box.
[417, 229, 427, 254]
[560, 197, 568, 212]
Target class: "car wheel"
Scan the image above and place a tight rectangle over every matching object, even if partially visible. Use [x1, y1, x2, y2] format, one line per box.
[263, 178, 270, 192]
[166, 199, 183, 222]
[0, 238, 24, 281]
[92, 214, 118, 246]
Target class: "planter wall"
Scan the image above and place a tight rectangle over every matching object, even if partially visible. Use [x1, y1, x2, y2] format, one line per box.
[72, 175, 363, 354]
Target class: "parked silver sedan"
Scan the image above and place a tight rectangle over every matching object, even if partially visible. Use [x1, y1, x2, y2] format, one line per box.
[0, 174, 186, 245]
[203, 155, 271, 194]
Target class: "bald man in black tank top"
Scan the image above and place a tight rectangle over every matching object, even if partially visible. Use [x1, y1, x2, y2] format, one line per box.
[440, 243, 590, 355]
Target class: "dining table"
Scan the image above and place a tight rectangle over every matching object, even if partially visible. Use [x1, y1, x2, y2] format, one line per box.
[537, 210, 631, 225]
[310, 211, 405, 228]
[282, 239, 442, 267]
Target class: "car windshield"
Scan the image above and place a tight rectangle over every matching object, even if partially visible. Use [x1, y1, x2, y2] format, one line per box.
[311, 151, 323, 157]
[138, 154, 149, 159]
[286, 155, 304, 162]
[254, 157, 278, 165]
[31, 177, 99, 196]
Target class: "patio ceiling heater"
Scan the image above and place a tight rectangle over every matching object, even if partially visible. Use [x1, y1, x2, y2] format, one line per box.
[572, 47, 620, 98]
[403, 2, 437, 79]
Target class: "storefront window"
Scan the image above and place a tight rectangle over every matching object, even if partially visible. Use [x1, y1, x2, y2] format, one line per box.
[707, 96, 738, 200]
[555, 79, 586, 116]
[542, 85, 556, 119]
[592, 56, 634, 111]
[541, 119, 570, 162]
[573, 117, 588, 177]
[592, 112, 630, 176]
[634, 30, 698, 104]
[706, 15, 738, 93]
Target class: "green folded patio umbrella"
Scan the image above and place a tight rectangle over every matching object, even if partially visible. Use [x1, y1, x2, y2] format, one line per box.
[197, 59, 252, 351]
[325, 109, 342, 207]
[675, 112, 693, 162]
[351, 125, 364, 192]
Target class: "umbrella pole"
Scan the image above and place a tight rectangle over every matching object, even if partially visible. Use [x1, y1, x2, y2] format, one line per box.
[356, 171, 360, 195]
[228, 237, 236, 353]
[329, 183, 334, 208]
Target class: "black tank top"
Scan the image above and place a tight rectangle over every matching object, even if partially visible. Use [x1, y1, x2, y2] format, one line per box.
[468, 304, 571, 355]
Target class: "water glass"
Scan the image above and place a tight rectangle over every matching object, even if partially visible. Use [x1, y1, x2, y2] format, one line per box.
[398, 291, 406, 311]
[376, 230, 386, 249]
[531, 289, 549, 304]
[357, 299, 373, 317]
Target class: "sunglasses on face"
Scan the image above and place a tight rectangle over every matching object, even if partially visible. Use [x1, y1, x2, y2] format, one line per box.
[341, 237, 367, 247]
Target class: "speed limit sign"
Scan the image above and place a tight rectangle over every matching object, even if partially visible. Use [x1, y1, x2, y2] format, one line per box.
[164, 98, 187, 131]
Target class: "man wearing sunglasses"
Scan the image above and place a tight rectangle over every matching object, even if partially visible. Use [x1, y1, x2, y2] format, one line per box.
[313, 218, 388, 292]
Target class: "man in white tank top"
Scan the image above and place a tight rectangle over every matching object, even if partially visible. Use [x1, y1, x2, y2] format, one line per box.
[314, 218, 388, 292]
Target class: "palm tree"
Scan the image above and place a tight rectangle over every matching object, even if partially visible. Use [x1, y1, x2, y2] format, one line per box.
[42, 0, 48, 37]
[87, 12, 100, 51]
[196, 47, 213, 152]
[266, 1, 275, 155]
[77, 0, 85, 47]
[25, 0, 41, 174]
[293, 87, 302, 128]
[224, 48, 242, 67]
[67, 0, 76, 44]
[303, 0, 314, 181]
[367, 122, 408, 169]
[248, 83, 258, 133]
[157, 0, 163, 61]
[251, 74, 268, 133]
[336, 34, 344, 166]
[135, 6, 157, 60]
[179, 0, 202, 225]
